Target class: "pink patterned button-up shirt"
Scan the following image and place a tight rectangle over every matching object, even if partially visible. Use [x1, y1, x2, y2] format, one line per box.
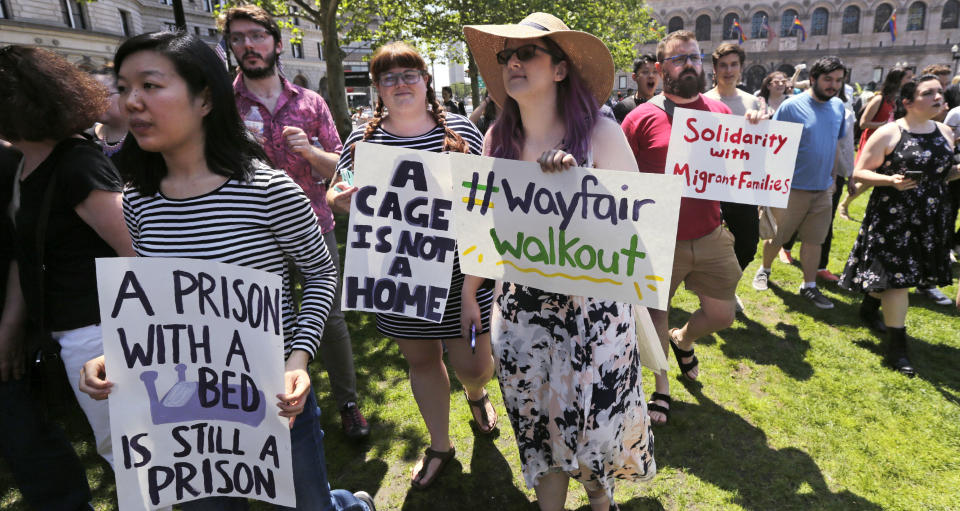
[233, 74, 342, 233]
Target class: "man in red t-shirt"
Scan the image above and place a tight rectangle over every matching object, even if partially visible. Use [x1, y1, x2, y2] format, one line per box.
[622, 30, 741, 425]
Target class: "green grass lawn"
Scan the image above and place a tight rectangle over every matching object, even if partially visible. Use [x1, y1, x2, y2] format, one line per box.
[2, 195, 959, 511]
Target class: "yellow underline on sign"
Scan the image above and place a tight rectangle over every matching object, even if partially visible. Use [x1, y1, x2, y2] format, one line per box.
[633, 282, 643, 300]
[462, 245, 477, 256]
[645, 275, 664, 281]
[495, 260, 622, 284]
[461, 197, 494, 208]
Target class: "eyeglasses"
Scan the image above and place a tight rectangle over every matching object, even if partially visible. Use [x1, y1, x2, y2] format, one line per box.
[228, 30, 271, 46]
[495, 44, 559, 65]
[662, 53, 705, 66]
[378, 69, 425, 87]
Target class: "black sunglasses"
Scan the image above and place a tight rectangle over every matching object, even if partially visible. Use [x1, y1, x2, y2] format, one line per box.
[495, 44, 559, 65]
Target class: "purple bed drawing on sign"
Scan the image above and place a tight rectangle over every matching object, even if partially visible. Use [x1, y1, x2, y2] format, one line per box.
[140, 364, 266, 427]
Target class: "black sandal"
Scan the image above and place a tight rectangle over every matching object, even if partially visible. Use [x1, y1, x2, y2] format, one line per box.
[411, 447, 456, 490]
[669, 331, 699, 381]
[464, 390, 498, 434]
[647, 392, 671, 425]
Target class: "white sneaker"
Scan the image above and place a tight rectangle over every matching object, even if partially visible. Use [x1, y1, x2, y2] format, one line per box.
[918, 287, 953, 306]
[752, 269, 770, 291]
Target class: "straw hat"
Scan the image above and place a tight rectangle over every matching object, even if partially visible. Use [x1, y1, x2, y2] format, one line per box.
[463, 12, 614, 108]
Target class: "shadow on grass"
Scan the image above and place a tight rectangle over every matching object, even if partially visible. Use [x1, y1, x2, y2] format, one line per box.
[395, 429, 532, 510]
[719, 314, 814, 381]
[853, 335, 960, 407]
[656, 382, 883, 511]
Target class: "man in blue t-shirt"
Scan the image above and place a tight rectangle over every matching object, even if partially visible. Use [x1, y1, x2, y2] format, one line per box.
[752, 56, 847, 310]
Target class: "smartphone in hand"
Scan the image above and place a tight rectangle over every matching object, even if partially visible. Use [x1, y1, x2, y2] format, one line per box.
[903, 170, 924, 181]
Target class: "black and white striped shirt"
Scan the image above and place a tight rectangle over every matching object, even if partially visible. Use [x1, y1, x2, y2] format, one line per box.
[122, 166, 338, 358]
[336, 113, 494, 339]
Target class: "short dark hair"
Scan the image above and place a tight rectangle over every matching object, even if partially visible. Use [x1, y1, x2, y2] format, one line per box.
[921, 64, 951, 77]
[657, 30, 697, 63]
[442, 86, 453, 95]
[113, 32, 269, 195]
[809, 56, 845, 81]
[0, 45, 108, 141]
[220, 5, 282, 46]
[633, 54, 656, 74]
[711, 43, 745, 68]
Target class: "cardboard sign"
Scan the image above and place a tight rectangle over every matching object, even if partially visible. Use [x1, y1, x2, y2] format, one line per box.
[448, 152, 681, 311]
[341, 143, 456, 322]
[665, 108, 803, 208]
[96, 258, 294, 510]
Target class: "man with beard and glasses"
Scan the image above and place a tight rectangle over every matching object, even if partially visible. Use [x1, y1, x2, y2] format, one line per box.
[222, 5, 371, 440]
[621, 30, 741, 426]
[753, 56, 847, 311]
[613, 54, 658, 124]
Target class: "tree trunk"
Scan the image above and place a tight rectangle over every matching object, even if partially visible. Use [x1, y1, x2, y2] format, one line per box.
[319, 0, 353, 142]
[467, 50, 480, 107]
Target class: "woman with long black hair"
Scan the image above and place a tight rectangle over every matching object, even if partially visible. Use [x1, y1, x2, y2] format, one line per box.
[78, 32, 374, 511]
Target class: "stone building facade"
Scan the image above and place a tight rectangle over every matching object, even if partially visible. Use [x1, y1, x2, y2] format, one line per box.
[0, 0, 372, 100]
[616, 0, 960, 94]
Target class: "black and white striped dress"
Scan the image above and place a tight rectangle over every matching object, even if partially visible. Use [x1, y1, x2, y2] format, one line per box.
[336, 113, 494, 340]
[122, 166, 338, 359]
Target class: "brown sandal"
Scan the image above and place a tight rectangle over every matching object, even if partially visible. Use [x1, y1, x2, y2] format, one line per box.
[411, 447, 455, 490]
[464, 390, 498, 434]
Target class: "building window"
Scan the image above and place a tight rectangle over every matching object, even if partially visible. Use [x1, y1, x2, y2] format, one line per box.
[695, 15, 711, 41]
[194, 26, 201, 35]
[316, 42, 324, 60]
[722, 13, 739, 40]
[668, 16, 683, 33]
[208, 27, 218, 38]
[61, 0, 87, 29]
[906, 2, 925, 31]
[944, 0, 960, 29]
[291, 42, 303, 59]
[119, 9, 132, 36]
[874, 3, 894, 33]
[873, 67, 883, 84]
[780, 9, 798, 37]
[751, 11, 768, 39]
[842, 6, 860, 34]
[1, 0, 11, 19]
[289, 5, 300, 26]
[202, 0, 213, 12]
[811, 8, 828, 36]
[159, 0, 172, 5]
[164, 22, 177, 31]
[618, 76, 627, 89]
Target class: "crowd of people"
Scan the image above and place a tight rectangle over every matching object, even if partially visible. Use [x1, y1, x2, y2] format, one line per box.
[0, 6, 958, 511]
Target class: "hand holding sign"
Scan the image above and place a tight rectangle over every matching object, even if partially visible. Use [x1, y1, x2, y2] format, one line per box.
[79, 355, 112, 400]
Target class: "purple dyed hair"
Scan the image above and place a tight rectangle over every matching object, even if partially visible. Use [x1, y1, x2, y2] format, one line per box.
[486, 37, 599, 164]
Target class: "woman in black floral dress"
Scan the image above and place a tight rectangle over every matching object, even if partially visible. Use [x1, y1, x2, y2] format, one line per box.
[840, 75, 959, 376]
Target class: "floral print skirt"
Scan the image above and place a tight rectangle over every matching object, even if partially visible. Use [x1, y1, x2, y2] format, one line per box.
[493, 282, 656, 495]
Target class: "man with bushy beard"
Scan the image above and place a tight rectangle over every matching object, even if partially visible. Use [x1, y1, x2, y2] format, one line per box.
[753, 57, 847, 312]
[222, 5, 372, 441]
[621, 30, 741, 426]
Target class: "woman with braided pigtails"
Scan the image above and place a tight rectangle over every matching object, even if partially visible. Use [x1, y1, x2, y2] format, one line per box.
[327, 42, 498, 490]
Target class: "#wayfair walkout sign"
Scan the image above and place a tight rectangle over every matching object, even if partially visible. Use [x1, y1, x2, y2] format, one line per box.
[666, 108, 802, 208]
[448, 153, 681, 311]
[96, 258, 294, 510]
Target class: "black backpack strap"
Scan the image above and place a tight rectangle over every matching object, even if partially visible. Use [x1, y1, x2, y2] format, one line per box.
[647, 94, 677, 119]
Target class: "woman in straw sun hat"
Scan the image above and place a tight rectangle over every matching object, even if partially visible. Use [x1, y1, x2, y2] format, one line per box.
[460, 12, 656, 511]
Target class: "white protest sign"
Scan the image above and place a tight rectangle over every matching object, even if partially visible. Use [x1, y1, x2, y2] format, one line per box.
[96, 258, 294, 510]
[665, 108, 803, 208]
[448, 152, 681, 311]
[341, 143, 456, 322]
